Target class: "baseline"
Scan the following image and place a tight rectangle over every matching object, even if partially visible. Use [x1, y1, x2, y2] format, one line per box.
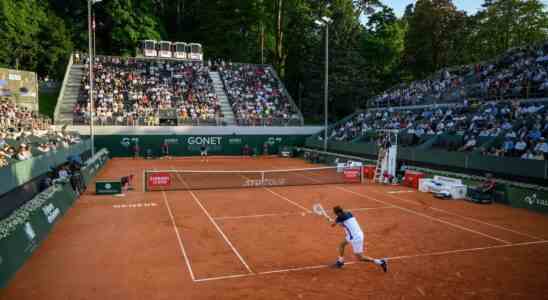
[193, 240, 548, 283]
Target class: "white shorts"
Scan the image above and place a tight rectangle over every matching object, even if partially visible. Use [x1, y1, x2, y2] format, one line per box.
[347, 237, 364, 254]
[201, 151, 208, 156]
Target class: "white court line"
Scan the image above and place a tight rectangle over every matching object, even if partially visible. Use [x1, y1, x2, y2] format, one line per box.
[161, 190, 197, 282]
[194, 239, 548, 282]
[213, 206, 394, 221]
[214, 212, 297, 220]
[337, 186, 511, 245]
[386, 239, 548, 261]
[194, 273, 253, 282]
[172, 167, 254, 274]
[369, 187, 546, 241]
[263, 187, 312, 213]
[293, 172, 511, 245]
[236, 173, 312, 213]
[387, 190, 415, 194]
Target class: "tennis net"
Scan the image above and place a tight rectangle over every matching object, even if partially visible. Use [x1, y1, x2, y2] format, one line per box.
[144, 166, 363, 191]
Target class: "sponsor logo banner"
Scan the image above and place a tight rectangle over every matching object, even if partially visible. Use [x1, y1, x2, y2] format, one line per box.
[228, 138, 242, 145]
[24, 222, 36, 241]
[343, 168, 361, 183]
[524, 194, 548, 207]
[148, 173, 172, 188]
[42, 203, 60, 224]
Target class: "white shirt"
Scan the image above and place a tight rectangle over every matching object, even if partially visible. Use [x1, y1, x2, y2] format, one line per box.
[336, 212, 364, 241]
[58, 169, 69, 179]
[535, 142, 548, 153]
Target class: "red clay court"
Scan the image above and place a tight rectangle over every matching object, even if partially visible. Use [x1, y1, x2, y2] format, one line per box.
[2, 157, 548, 300]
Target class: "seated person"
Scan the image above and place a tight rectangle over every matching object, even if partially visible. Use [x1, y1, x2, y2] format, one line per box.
[467, 174, 496, 204]
[145, 149, 153, 159]
[121, 174, 135, 191]
[242, 144, 251, 156]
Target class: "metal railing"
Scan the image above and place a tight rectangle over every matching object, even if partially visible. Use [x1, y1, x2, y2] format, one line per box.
[73, 116, 225, 126]
[54, 53, 74, 124]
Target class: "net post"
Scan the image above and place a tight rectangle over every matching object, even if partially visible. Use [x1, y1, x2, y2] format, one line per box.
[360, 165, 364, 184]
[261, 171, 265, 184]
[143, 169, 147, 192]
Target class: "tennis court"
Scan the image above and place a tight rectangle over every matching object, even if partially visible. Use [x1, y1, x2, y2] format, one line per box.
[2, 157, 548, 299]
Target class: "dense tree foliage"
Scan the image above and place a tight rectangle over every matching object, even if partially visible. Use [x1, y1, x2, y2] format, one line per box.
[0, 0, 546, 120]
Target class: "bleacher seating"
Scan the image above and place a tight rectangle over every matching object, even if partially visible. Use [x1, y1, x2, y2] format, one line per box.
[71, 56, 303, 126]
[0, 101, 82, 168]
[216, 62, 302, 126]
[323, 100, 548, 160]
[74, 56, 221, 126]
[370, 42, 548, 108]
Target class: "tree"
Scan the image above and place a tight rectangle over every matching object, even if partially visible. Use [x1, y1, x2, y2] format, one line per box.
[403, 0, 466, 78]
[0, 0, 72, 78]
[105, 0, 164, 55]
[361, 4, 406, 88]
[472, 0, 548, 60]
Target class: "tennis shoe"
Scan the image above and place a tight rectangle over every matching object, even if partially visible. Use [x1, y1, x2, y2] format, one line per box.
[379, 259, 388, 272]
[332, 260, 344, 269]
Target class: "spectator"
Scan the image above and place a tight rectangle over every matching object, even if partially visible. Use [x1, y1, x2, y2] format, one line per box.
[502, 139, 514, 156]
[16, 144, 32, 161]
[133, 143, 140, 159]
[58, 166, 70, 179]
[39, 172, 54, 192]
[521, 150, 535, 159]
[70, 163, 85, 195]
[37, 143, 50, 153]
[514, 139, 528, 156]
[459, 136, 477, 152]
[534, 137, 548, 159]
[161, 141, 169, 157]
[467, 174, 496, 204]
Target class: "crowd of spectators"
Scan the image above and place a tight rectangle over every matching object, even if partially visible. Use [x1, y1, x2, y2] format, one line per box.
[470, 44, 548, 101]
[216, 62, 301, 126]
[372, 69, 465, 107]
[371, 42, 548, 108]
[40, 156, 86, 196]
[324, 100, 548, 161]
[0, 100, 82, 168]
[74, 56, 302, 126]
[74, 56, 221, 125]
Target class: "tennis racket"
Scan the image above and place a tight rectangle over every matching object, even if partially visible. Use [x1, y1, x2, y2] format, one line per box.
[312, 203, 333, 222]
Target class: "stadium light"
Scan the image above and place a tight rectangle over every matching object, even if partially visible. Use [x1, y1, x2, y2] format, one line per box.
[314, 20, 324, 27]
[315, 16, 332, 151]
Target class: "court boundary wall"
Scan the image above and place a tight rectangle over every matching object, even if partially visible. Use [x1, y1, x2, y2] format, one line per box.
[0, 149, 110, 288]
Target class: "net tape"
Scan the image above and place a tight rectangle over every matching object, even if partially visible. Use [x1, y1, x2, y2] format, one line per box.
[144, 166, 363, 191]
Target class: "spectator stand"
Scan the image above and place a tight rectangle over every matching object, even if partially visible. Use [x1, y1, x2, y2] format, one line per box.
[217, 62, 303, 127]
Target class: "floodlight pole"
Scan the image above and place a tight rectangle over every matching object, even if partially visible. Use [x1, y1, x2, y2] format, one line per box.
[88, 0, 95, 157]
[323, 22, 329, 152]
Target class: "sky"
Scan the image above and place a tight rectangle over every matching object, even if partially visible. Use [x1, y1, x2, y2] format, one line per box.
[385, 0, 548, 17]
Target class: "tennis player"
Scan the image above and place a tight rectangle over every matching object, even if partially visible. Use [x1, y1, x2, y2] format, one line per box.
[200, 145, 208, 162]
[331, 206, 387, 271]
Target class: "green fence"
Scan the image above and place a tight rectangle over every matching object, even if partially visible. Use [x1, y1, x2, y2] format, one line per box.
[0, 140, 91, 196]
[0, 148, 109, 288]
[94, 135, 307, 157]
